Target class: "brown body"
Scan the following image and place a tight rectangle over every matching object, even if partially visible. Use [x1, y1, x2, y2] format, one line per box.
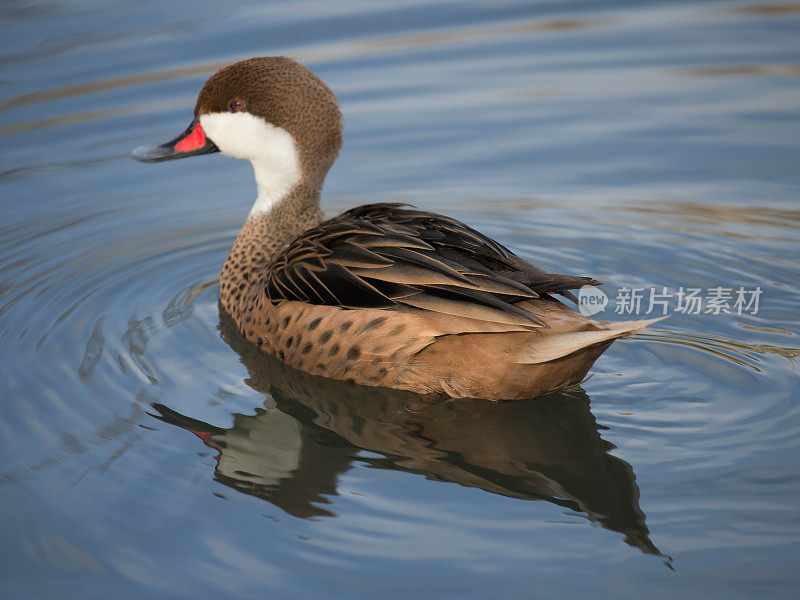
[220, 199, 650, 400]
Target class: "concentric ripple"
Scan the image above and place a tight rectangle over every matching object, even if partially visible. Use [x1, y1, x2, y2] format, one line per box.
[2, 1, 800, 598]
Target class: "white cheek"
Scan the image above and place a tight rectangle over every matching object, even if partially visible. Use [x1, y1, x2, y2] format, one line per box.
[199, 112, 301, 217]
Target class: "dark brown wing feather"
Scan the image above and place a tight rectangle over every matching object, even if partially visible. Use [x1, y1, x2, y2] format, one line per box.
[266, 203, 600, 325]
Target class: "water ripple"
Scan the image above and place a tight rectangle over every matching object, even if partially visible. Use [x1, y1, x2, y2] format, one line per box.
[2, 0, 800, 595]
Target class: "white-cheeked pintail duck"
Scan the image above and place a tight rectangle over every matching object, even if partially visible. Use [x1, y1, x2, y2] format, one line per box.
[132, 57, 660, 400]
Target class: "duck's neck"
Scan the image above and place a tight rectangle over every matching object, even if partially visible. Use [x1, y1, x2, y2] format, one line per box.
[220, 184, 323, 322]
[248, 140, 302, 219]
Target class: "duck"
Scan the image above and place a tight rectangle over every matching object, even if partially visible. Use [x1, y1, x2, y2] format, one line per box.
[131, 56, 660, 400]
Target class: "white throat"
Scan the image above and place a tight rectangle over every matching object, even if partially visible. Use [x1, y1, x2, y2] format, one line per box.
[199, 112, 301, 218]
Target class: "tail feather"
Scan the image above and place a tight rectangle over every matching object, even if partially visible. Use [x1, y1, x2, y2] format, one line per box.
[517, 316, 667, 365]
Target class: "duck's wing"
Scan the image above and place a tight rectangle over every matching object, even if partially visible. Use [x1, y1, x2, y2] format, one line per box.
[266, 203, 599, 326]
[344, 204, 601, 301]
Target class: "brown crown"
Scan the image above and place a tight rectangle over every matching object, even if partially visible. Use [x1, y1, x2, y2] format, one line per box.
[196, 57, 343, 189]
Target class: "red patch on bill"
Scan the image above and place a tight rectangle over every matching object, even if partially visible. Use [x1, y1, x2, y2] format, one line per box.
[175, 122, 207, 152]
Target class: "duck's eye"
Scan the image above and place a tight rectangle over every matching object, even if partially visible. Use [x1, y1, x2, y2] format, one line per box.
[229, 99, 243, 112]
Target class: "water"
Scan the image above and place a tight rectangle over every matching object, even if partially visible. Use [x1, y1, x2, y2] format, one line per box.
[1, 1, 799, 597]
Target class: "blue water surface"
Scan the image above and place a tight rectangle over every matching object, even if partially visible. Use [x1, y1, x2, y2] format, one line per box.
[1, 1, 799, 598]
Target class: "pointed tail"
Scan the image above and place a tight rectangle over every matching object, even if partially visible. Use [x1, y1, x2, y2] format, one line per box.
[517, 316, 667, 364]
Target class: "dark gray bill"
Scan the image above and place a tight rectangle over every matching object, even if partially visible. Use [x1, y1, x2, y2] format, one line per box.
[130, 117, 219, 163]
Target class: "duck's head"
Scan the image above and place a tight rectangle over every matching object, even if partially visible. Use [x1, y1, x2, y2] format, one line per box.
[132, 57, 343, 214]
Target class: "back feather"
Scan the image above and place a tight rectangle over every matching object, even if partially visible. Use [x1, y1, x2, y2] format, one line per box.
[266, 203, 600, 325]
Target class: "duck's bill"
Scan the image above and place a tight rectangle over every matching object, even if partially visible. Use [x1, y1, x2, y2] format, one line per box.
[130, 117, 219, 163]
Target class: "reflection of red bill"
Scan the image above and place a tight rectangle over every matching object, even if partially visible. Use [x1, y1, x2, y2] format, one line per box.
[187, 429, 222, 464]
[187, 429, 212, 444]
[175, 122, 208, 152]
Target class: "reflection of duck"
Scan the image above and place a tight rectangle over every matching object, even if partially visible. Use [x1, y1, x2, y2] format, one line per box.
[132, 56, 660, 399]
[152, 310, 664, 557]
